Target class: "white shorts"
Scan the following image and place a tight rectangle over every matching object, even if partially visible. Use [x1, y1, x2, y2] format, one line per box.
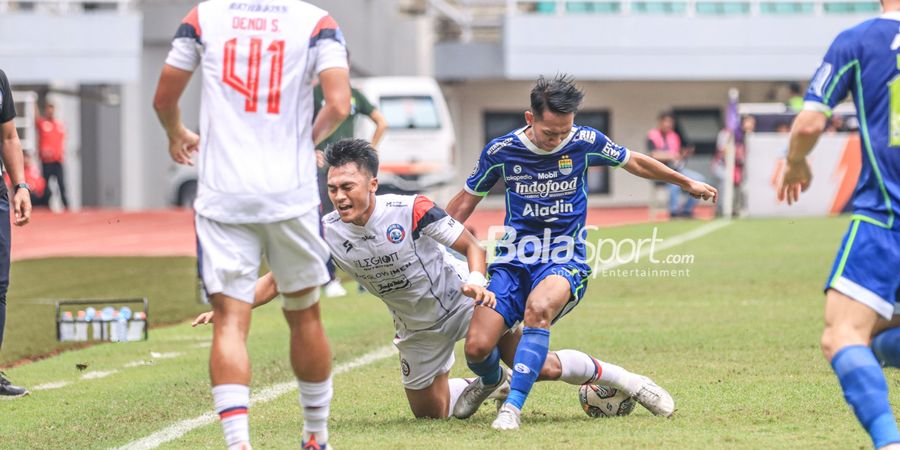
[195, 208, 331, 304]
[393, 305, 473, 390]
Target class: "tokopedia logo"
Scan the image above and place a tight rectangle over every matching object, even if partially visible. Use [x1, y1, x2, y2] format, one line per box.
[515, 177, 578, 198]
[523, 199, 574, 217]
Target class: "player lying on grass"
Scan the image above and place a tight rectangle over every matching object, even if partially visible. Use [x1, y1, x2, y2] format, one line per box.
[194, 138, 669, 420]
[446, 74, 717, 430]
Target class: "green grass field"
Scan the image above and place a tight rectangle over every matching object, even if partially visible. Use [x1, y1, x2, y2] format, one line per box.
[0, 217, 888, 449]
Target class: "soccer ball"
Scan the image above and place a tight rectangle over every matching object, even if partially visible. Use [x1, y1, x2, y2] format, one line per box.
[578, 384, 636, 418]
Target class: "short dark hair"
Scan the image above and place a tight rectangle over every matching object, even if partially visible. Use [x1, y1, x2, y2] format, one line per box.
[325, 138, 379, 177]
[658, 111, 674, 121]
[530, 74, 584, 120]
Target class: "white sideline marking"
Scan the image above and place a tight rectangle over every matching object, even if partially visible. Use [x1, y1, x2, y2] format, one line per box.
[116, 345, 397, 450]
[150, 351, 183, 359]
[595, 220, 732, 271]
[81, 370, 118, 380]
[192, 342, 211, 349]
[124, 351, 185, 368]
[32, 381, 70, 391]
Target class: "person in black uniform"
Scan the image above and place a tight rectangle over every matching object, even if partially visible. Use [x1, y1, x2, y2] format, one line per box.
[0, 69, 33, 398]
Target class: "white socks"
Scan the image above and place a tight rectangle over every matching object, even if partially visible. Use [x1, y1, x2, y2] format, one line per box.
[448, 378, 472, 417]
[212, 384, 251, 450]
[298, 377, 333, 444]
[555, 349, 640, 394]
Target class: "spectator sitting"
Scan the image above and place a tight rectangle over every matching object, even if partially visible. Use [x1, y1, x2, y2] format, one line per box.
[647, 111, 705, 218]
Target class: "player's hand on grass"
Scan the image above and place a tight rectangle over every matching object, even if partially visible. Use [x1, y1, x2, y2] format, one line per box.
[13, 187, 31, 226]
[777, 158, 812, 205]
[192, 311, 214, 327]
[685, 180, 718, 203]
[168, 125, 199, 166]
[462, 284, 496, 309]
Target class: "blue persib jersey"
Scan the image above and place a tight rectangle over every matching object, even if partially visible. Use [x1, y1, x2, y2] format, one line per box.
[465, 125, 630, 265]
[804, 13, 900, 229]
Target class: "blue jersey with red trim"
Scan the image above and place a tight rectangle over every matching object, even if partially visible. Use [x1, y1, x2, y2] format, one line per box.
[804, 13, 900, 229]
[465, 125, 630, 265]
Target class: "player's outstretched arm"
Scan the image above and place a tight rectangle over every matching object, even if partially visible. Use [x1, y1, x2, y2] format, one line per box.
[778, 110, 826, 205]
[153, 64, 199, 166]
[191, 272, 281, 326]
[624, 152, 717, 203]
[445, 189, 484, 223]
[450, 229, 496, 309]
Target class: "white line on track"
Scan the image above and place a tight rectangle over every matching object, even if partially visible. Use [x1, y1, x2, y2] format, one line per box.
[115, 220, 728, 450]
[116, 345, 397, 450]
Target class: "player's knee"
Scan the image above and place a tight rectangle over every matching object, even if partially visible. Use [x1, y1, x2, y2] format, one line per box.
[523, 305, 552, 329]
[821, 324, 867, 361]
[464, 336, 494, 362]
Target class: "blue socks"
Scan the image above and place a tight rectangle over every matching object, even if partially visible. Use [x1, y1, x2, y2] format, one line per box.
[468, 346, 503, 386]
[506, 327, 550, 411]
[831, 345, 900, 448]
[873, 328, 900, 369]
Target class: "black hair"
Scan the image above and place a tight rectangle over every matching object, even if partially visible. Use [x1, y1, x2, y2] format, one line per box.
[325, 138, 379, 177]
[530, 74, 584, 120]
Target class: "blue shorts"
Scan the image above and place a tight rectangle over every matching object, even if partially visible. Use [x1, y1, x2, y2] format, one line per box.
[487, 262, 590, 329]
[825, 218, 900, 319]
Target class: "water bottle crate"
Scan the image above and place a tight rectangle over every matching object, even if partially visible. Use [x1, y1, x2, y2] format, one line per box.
[55, 298, 149, 342]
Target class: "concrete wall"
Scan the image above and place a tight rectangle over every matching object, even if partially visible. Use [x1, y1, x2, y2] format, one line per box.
[442, 79, 780, 207]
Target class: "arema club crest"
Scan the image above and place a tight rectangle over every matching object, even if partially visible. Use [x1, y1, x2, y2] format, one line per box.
[558, 155, 573, 175]
[386, 224, 406, 243]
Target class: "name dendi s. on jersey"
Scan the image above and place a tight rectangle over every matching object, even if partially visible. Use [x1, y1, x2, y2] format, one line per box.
[167, 0, 348, 224]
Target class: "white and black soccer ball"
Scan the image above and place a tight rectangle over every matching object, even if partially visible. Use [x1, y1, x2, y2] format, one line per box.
[578, 384, 636, 418]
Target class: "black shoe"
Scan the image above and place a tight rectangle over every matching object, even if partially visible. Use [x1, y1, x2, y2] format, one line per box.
[0, 371, 29, 398]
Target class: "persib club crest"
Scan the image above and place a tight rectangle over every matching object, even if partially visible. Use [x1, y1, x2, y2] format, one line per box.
[558, 155, 573, 175]
[386, 223, 406, 243]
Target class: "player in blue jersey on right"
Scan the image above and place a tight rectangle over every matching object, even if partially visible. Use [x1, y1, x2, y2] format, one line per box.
[445, 74, 717, 430]
[778, 5, 900, 448]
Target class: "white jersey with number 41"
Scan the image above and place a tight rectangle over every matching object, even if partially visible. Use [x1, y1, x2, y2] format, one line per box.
[166, 0, 348, 224]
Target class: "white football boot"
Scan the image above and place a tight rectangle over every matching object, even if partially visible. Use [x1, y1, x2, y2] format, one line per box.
[452, 369, 509, 419]
[491, 403, 521, 431]
[631, 376, 675, 417]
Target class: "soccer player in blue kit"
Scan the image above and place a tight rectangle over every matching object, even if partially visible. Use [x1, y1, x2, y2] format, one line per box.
[778, 4, 900, 448]
[445, 74, 718, 430]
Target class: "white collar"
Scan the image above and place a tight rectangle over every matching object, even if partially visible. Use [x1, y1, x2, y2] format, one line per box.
[881, 11, 900, 20]
[515, 126, 575, 155]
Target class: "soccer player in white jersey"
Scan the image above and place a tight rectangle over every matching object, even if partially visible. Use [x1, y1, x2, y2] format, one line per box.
[195, 139, 678, 421]
[152, 1, 350, 449]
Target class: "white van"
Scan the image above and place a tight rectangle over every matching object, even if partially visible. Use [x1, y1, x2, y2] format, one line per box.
[353, 76, 456, 193]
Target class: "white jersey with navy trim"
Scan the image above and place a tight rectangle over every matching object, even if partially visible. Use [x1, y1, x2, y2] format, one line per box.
[166, 0, 348, 224]
[322, 194, 469, 333]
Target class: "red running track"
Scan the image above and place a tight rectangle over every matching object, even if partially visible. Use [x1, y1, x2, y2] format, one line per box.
[11, 206, 713, 261]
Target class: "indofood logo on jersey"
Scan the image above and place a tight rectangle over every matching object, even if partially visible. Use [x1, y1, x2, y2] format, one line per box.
[386, 224, 406, 243]
[558, 155, 573, 175]
[515, 177, 578, 198]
